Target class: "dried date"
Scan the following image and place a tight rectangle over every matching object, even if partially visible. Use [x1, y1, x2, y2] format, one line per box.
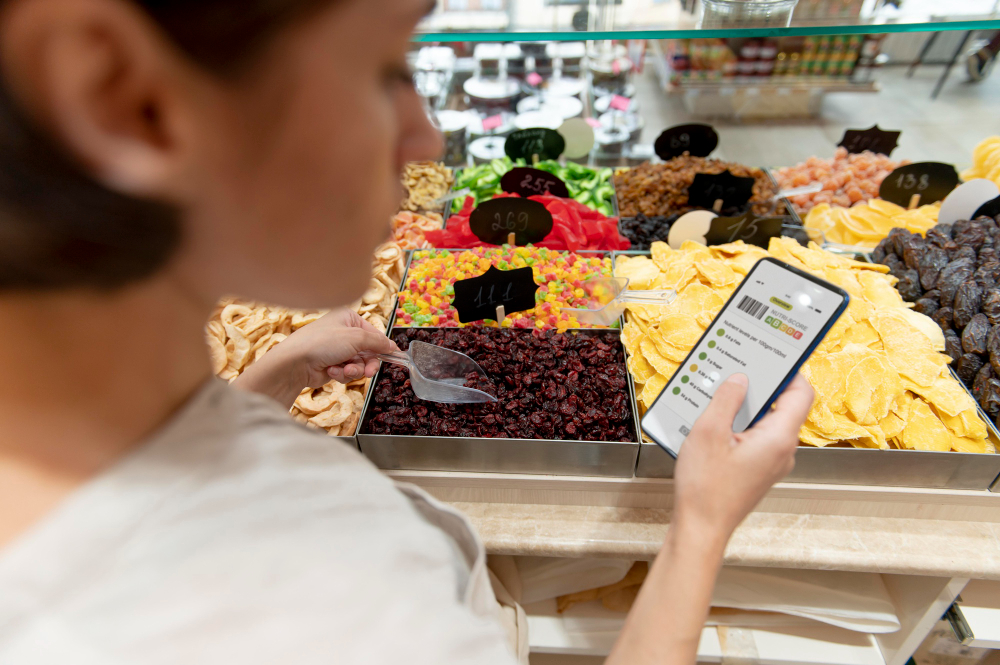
[895, 269, 922, 301]
[962, 314, 990, 355]
[944, 329, 963, 361]
[954, 222, 988, 250]
[917, 246, 948, 290]
[937, 259, 975, 306]
[974, 363, 995, 403]
[932, 306, 955, 332]
[954, 281, 984, 328]
[901, 235, 925, 270]
[983, 378, 1000, 421]
[956, 353, 985, 385]
[913, 297, 940, 317]
[975, 261, 1000, 288]
[984, 289, 1000, 325]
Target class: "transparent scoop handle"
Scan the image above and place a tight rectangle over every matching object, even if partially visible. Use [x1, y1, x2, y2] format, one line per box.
[358, 350, 411, 368]
[776, 183, 823, 199]
[616, 289, 676, 305]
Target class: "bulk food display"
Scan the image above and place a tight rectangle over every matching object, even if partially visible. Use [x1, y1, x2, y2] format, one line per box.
[204, 242, 407, 437]
[614, 156, 785, 218]
[450, 157, 617, 217]
[962, 136, 1000, 187]
[395, 247, 613, 330]
[399, 161, 453, 213]
[805, 199, 939, 249]
[431, 194, 629, 251]
[873, 216, 1000, 427]
[774, 148, 907, 215]
[616, 238, 994, 454]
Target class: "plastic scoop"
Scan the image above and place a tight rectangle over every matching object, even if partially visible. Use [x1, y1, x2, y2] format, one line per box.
[562, 276, 676, 326]
[774, 183, 823, 200]
[362, 341, 497, 404]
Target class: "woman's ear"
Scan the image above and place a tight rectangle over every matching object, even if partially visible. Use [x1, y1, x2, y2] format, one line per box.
[0, 0, 201, 200]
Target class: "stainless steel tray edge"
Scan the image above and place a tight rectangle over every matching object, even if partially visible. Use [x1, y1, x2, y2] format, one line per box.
[336, 249, 412, 450]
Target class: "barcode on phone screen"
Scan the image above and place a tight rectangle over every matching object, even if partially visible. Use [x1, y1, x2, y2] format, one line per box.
[737, 295, 768, 320]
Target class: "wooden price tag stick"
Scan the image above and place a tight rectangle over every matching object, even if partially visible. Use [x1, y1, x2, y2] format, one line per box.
[508, 232, 516, 246]
[713, 199, 723, 213]
[532, 153, 539, 166]
[496, 305, 506, 324]
[908, 193, 921, 210]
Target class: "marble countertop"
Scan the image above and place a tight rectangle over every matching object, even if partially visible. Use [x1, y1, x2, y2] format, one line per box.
[392, 471, 1000, 580]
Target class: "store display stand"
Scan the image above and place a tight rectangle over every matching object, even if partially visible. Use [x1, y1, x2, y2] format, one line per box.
[392, 469, 1000, 663]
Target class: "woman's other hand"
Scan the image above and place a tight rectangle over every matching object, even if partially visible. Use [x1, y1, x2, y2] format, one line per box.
[231, 309, 399, 409]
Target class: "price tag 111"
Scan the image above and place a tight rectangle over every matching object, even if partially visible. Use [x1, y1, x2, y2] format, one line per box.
[704, 211, 785, 249]
[837, 124, 900, 156]
[654, 123, 719, 160]
[469, 197, 554, 246]
[505, 128, 565, 162]
[687, 170, 755, 212]
[500, 167, 570, 198]
[878, 162, 960, 207]
[452, 266, 540, 324]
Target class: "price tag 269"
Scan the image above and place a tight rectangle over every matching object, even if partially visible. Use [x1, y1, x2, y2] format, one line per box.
[469, 197, 554, 246]
[452, 266, 540, 324]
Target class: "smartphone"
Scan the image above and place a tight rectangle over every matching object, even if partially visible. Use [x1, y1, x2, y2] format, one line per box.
[641, 257, 849, 458]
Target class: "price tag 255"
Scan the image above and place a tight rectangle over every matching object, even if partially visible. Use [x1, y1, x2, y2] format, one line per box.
[500, 167, 570, 199]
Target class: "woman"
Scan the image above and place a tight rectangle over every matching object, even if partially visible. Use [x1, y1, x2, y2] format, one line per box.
[0, 0, 814, 663]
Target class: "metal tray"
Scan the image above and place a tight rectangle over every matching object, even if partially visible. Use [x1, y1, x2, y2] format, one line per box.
[356, 325, 641, 478]
[619, 246, 1000, 491]
[613, 165, 803, 250]
[333, 249, 412, 447]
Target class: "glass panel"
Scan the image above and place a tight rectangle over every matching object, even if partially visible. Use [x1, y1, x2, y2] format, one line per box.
[415, 0, 1000, 41]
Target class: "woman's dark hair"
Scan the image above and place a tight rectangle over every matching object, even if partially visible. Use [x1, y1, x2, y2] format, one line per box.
[0, 0, 331, 290]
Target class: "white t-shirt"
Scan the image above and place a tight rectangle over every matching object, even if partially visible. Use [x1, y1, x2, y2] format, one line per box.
[0, 380, 517, 665]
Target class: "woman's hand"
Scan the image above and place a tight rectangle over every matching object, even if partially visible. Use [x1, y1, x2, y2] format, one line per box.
[231, 309, 399, 409]
[673, 373, 815, 543]
[607, 374, 813, 665]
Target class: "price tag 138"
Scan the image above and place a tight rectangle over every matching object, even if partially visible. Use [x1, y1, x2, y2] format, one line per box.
[452, 266, 540, 324]
[687, 170, 755, 211]
[878, 162, 960, 207]
[654, 123, 719, 160]
[837, 124, 901, 156]
[500, 167, 570, 199]
[505, 128, 566, 162]
[704, 211, 785, 249]
[469, 197, 554, 246]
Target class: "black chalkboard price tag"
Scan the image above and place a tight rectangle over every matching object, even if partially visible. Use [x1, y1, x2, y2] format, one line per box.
[687, 170, 755, 211]
[879, 162, 960, 207]
[704, 211, 785, 249]
[500, 167, 570, 198]
[469, 197, 554, 246]
[504, 128, 565, 162]
[452, 266, 540, 324]
[837, 125, 901, 156]
[974, 195, 1000, 220]
[654, 123, 719, 160]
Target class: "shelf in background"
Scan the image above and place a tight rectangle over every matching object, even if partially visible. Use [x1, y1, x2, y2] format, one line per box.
[667, 80, 879, 92]
[414, 0, 1000, 42]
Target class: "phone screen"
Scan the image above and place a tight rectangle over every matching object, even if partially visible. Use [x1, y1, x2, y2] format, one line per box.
[641, 258, 848, 457]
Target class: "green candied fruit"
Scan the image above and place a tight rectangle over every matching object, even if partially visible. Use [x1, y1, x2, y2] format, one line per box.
[443, 284, 455, 296]
[414, 314, 433, 325]
[403, 303, 419, 314]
